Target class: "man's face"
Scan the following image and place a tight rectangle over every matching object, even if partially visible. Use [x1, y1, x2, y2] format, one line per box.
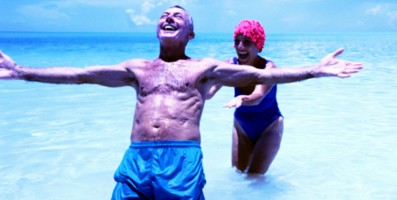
[157, 7, 194, 41]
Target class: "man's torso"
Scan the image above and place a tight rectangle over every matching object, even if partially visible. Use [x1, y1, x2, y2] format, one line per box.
[125, 58, 216, 142]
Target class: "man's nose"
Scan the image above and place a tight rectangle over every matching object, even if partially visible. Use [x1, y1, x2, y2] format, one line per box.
[166, 16, 174, 23]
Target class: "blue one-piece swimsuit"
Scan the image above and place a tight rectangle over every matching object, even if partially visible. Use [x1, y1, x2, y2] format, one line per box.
[233, 57, 283, 143]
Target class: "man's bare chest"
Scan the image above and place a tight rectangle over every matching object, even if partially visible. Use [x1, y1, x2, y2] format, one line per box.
[138, 62, 198, 95]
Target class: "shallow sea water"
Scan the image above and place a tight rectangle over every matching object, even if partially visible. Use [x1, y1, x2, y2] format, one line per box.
[0, 32, 396, 199]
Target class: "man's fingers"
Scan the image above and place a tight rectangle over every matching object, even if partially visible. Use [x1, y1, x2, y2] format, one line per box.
[345, 62, 363, 70]
[332, 48, 344, 58]
[344, 68, 361, 73]
[0, 69, 14, 79]
[338, 74, 352, 78]
[336, 60, 363, 69]
[0, 50, 6, 59]
[347, 61, 362, 66]
[0, 51, 9, 62]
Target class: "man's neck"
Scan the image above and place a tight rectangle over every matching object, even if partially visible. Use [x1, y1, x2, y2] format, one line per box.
[159, 44, 189, 62]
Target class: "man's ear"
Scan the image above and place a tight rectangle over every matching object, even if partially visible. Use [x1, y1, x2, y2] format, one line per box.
[189, 31, 195, 40]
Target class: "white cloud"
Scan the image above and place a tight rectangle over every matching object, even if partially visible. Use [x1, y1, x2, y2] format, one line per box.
[125, 0, 158, 26]
[56, 0, 134, 7]
[125, 0, 198, 26]
[132, 15, 157, 26]
[365, 3, 397, 26]
[142, 1, 156, 13]
[366, 5, 382, 15]
[126, 8, 156, 26]
[14, 0, 200, 28]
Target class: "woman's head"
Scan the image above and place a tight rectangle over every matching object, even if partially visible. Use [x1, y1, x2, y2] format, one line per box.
[233, 20, 266, 52]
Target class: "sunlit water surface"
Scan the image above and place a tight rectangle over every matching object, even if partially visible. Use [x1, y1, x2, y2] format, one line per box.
[0, 32, 396, 199]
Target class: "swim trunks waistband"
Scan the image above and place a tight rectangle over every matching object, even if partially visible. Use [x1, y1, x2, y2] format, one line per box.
[130, 140, 200, 148]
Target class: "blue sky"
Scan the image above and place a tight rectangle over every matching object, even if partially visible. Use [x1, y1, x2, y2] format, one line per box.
[1, 0, 397, 33]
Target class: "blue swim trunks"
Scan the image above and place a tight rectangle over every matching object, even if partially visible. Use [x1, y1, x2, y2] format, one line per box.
[112, 140, 206, 200]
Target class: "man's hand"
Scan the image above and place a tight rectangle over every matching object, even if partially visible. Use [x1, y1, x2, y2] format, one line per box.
[313, 48, 363, 78]
[0, 51, 19, 79]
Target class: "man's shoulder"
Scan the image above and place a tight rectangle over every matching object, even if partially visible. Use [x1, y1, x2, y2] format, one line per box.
[197, 57, 216, 62]
[191, 57, 224, 67]
[121, 58, 152, 68]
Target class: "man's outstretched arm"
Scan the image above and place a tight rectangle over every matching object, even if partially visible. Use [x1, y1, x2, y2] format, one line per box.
[0, 51, 138, 87]
[209, 48, 363, 87]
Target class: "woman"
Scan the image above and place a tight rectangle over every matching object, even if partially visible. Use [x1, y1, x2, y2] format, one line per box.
[225, 20, 283, 174]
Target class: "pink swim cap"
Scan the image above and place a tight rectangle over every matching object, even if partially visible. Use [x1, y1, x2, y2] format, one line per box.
[233, 20, 266, 52]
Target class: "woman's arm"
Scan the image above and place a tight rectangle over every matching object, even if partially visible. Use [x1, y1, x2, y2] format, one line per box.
[241, 61, 277, 106]
[223, 61, 276, 108]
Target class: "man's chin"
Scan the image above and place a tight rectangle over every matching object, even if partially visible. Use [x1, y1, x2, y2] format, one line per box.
[159, 35, 177, 43]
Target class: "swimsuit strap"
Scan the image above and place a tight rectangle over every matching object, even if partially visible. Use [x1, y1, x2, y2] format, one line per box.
[233, 57, 268, 69]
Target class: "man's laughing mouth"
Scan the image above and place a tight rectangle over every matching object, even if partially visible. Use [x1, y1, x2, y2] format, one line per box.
[162, 24, 178, 31]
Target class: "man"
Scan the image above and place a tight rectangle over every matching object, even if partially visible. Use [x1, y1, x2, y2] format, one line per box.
[0, 5, 362, 200]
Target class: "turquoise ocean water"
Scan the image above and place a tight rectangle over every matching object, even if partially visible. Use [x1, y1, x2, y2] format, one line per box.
[0, 32, 396, 199]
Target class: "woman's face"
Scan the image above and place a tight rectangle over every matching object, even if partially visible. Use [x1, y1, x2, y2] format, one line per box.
[233, 35, 259, 65]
